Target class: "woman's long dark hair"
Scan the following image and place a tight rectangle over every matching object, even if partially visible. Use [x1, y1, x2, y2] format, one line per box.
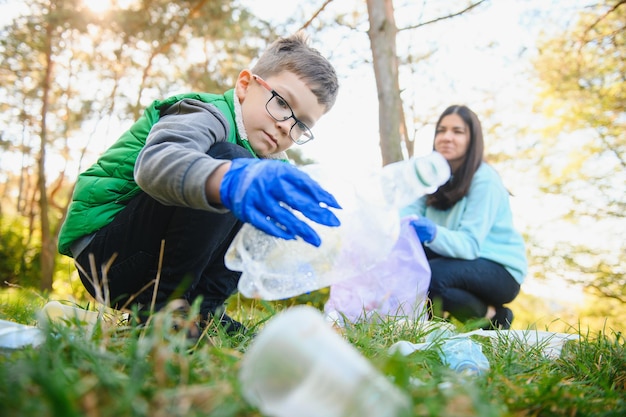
[427, 105, 484, 210]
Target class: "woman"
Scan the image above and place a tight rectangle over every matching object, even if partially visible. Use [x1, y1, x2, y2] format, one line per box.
[401, 105, 527, 329]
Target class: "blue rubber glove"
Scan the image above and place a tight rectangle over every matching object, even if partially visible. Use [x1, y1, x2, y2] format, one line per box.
[220, 158, 342, 247]
[409, 217, 437, 243]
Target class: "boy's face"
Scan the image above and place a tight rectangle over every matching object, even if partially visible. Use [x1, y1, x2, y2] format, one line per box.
[236, 70, 326, 157]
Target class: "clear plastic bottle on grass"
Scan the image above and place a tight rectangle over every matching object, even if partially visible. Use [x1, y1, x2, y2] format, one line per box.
[425, 323, 490, 376]
[438, 337, 490, 376]
[226, 152, 450, 301]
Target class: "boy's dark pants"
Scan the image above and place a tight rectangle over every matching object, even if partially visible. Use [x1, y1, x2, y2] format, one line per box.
[75, 142, 252, 319]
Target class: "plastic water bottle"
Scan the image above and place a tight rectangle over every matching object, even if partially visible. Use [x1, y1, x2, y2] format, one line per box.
[438, 337, 490, 376]
[423, 322, 490, 376]
[226, 152, 450, 301]
[238, 306, 412, 417]
[379, 151, 450, 209]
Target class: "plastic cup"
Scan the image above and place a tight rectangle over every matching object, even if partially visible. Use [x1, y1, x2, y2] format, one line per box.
[38, 301, 101, 337]
[238, 305, 411, 417]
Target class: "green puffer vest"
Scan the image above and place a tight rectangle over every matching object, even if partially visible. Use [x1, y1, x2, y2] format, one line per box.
[58, 90, 246, 256]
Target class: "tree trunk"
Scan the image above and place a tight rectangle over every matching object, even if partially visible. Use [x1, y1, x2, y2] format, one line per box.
[37, 14, 55, 292]
[365, 0, 407, 166]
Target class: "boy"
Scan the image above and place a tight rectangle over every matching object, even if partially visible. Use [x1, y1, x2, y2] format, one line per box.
[58, 32, 341, 334]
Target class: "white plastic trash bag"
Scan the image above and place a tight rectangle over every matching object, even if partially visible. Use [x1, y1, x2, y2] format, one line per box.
[227, 165, 401, 301]
[390, 324, 580, 360]
[0, 319, 44, 349]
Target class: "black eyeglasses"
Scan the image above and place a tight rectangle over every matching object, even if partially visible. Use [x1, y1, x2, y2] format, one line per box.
[252, 74, 314, 145]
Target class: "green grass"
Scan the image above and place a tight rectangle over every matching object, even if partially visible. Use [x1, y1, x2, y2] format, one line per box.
[1, 289, 625, 417]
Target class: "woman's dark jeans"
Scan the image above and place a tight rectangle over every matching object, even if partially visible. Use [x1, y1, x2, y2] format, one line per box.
[424, 247, 520, 322]
[75, 142, 252, 318]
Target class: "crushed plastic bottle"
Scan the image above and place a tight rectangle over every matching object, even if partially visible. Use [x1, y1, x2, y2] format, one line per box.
[425, 323, 490, 376]
[238, 306, 412, 417]
[226, 152, 451, 301]
[438, 337, 490, 376]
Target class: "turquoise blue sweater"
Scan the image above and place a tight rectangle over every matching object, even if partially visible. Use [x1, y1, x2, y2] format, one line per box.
[400, 163, 527, 284]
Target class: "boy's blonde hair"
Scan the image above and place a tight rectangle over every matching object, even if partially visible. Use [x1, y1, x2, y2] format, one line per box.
[252, 32, 339, 113]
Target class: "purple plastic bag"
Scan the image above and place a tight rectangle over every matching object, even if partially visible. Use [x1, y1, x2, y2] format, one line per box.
[324, 216, 431, 325]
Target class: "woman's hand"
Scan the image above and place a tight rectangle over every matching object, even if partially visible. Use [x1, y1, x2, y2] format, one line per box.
[409, 217, 437, 243]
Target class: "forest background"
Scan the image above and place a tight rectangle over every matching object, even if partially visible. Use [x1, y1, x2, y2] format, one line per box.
[0, 0, 624, 334]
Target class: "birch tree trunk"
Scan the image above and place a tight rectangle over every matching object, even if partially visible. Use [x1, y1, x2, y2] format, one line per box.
[365, 0, 406, 166]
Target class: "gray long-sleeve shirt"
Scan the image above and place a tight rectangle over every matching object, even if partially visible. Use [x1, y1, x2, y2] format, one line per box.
[134, 98, 231, 212]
